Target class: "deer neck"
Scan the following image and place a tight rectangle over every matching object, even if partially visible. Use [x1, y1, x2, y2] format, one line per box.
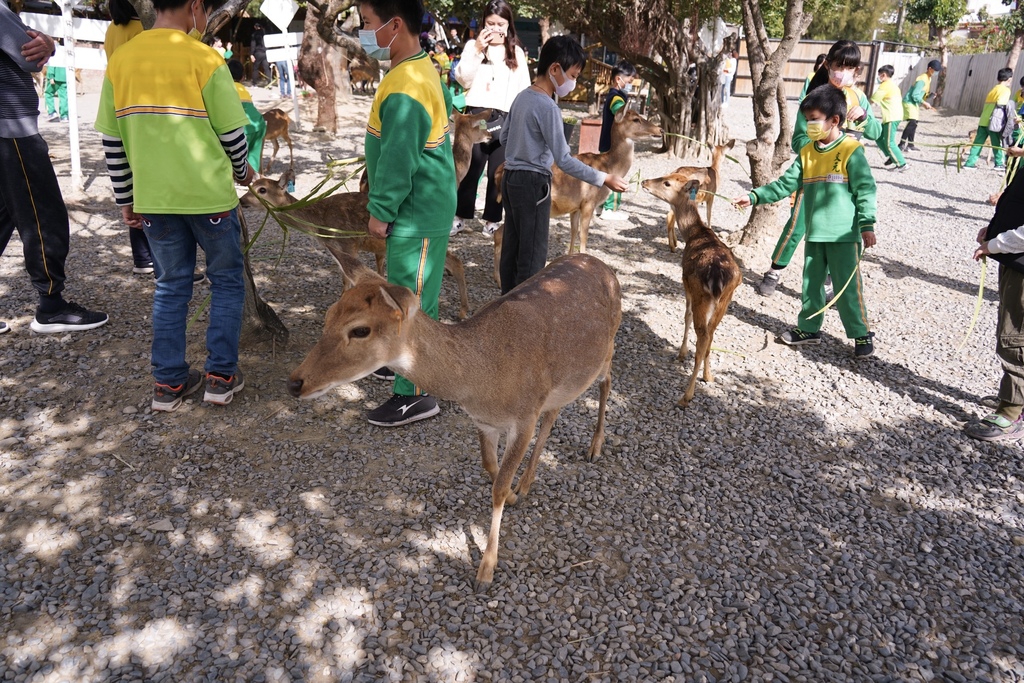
[390, 313, 490, 405]
[605, 135, 635, 173]
[672, 200, 706, 242]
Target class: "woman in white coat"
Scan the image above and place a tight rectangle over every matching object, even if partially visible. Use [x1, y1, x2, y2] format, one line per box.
[450, 0, 531, 237]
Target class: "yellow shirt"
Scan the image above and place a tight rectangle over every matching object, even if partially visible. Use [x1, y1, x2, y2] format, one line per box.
[103, 19, 143, 59]
[980, 83, 1012, 128]
[870, 79, 903, 124]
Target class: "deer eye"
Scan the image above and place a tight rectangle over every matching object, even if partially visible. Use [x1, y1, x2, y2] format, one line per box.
[664, 181, 671, 187]
[349, 326, 371, 339]
[257, 187, 266, 194]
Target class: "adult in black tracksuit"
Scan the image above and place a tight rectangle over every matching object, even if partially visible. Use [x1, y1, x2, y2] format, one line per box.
[250, 22, 270, 86]
[0, 0, 106, 334]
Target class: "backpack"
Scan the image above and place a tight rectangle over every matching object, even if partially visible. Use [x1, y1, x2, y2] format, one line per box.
[990, 104, 1010, 134]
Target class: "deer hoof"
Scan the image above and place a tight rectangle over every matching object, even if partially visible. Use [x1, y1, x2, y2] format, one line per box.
[676, 396, 691, 409]
[504, 489, 518, 506]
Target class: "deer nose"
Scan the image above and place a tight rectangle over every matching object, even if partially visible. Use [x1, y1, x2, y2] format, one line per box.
[287, 378, 303, 397]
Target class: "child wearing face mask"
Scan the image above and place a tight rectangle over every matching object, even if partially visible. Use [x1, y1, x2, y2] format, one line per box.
[598, 61, 638, 222]
[96, 0, 255, 411]
[736, 86, 878, 359]
[498, 35, 629, 293]
[756, 40, 880, 298]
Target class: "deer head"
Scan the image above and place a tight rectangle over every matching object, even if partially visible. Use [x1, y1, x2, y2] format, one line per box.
[241, 174, 296, 209]
[612, 110, 663, 143]
[642, 175, 703, 210]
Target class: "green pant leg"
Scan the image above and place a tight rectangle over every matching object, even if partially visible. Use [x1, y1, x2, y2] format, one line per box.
[602, 191, 621, 211]
[797, 242, 828, 334]
[44, 82, 56, 115]
[992, 130, 1007, 166]
[386, 234, 450, 396]
[824, 241, 869, 339]
[966, 126, 991, 166]
[57, 82, 68, 118]
[881, 122, 905, 166]
[769, 191, 807, 268]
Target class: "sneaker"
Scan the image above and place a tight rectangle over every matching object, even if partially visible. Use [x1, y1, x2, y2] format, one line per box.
[367, 393, 440, 427]
[0, 321, 9, 335]
[962, 164, 977, 170]
[965, 413, 1024, 442]
[854, 332, 875, 358]
[31, 301, 109, 333]
[371, 366, 395, 381]
[193, 271, 206, 284]
[757, 270, 781, 297]
[906, 143, 918, 151]
[152, 369, 203, 412]
[450, 218, 465, 236]
[204, 371, 244, 405]
[898, 141, 908, 152]
[133, 263, 155, 275]
[601, 209, 630, 222]
[46, 113, 59, 122]
[883, 158, 894, 166]
[779, 328, 822, 346]
[482, 221, 501, 237]
[59, 117, 68, 123]
[896, 163, 909, 173]
[994, 165, 1006, 172]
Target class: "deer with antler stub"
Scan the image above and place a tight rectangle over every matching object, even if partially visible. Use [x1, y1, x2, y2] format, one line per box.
[287, 252, 622, 589]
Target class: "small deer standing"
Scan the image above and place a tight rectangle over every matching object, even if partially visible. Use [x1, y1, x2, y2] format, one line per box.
[662, 139, 736, 251]
[643, 176, 741, 408]
[287, 252, 622, 589]
[261, 109, 293, 174]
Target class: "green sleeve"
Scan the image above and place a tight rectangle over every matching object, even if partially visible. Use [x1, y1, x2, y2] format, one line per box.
[202, 64, 249, 135]
[242, 101, 266, 139]
[792, 110, 809, 154]
[905, 80, 925, 106]
[857, 91, 882, 142]
[367, 93, 431, 223]
[847, 146, 877, 230]
[94, 76, 119, 136]
[751, 157, 803, 206]
[610, 95, 626, 115]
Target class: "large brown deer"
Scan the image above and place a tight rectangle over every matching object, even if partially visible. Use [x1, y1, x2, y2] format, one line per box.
[661, 139, 736, 252]
[494, 110, 662, 259]
[242, 175, 470, 320]
[262, 109, 294, 174]
[643, 176, 741, 409]
[287, 252, 622, 589]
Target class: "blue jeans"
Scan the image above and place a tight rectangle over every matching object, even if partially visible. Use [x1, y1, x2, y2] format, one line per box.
[141, 209, 245, 384]
[276, 61, 292, 96]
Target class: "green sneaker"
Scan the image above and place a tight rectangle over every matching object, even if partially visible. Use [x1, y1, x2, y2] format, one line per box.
[965, 414, 1024, 442]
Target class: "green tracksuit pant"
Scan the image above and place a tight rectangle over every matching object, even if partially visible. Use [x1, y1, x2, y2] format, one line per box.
[799, 241, 869, 339]
[602, 191, 622, 211]
[769, 191, 806, 269]
[386, 233, 449, 396]
[878, 121, 906, 167]
[965, 125, 1006, 168]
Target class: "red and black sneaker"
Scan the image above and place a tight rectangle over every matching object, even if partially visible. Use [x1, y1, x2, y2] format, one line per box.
[152, 369, 204, 412]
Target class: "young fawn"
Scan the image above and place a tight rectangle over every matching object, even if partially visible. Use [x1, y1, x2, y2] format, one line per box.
[287, 252, 622, 589]
[494, 110, 662, 259]
[451, 109, 492, 184]
[643, 176, 741, 408]
[262, 109, 293, 174]
[242, 175, 470, 320]
[662, 139, 736, 251]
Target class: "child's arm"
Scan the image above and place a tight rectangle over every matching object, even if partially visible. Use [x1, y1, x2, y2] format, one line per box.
[905, 79, 925, 106]
[204, 65, 254, 183]
[539, 103, 609, 187]
[854, 90, 883, 142]
[0, 1, 50, 72]
[453, 40, 484, 90]
[846, 146, 877, 246]
[742, 157, 803, 207]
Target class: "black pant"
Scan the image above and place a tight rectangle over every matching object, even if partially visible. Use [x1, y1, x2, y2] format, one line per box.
[252, 50, 271, 84]
[130, 224, 153, 266]
[901, 119, 918, 144]
[499, 169, 550, 294]
[0, 134, 69, 299]
[456, 133, 505, 223]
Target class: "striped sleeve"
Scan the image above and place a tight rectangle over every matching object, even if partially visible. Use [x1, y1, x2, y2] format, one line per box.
[102, 134, 133, 206]
[217, 127, 250, 181]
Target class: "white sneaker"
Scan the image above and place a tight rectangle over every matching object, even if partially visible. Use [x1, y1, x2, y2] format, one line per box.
[601, 209, 630, 222]
[482, 221, 500, 236]
[450, 218, 465, 236]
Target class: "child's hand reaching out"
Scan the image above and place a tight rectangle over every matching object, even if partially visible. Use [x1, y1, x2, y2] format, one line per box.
[604, 175, 629, 192]
[733, 195, 752, 208]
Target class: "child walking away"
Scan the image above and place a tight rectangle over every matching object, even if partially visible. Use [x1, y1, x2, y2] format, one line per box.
[359, 0, 457, 427]
[498, 35, 628, 294]
[43, 65, 67, 122]
[966, 141, 1024, 441]
[899, 59, 940, 152]
[96, 0, 254, 412]
[964, 67, 1014, 171]
[599, 60, 637, 222]
[228, 59, 267, 174]
[735, 86, 878, 358]
[871, 65, 907, 170]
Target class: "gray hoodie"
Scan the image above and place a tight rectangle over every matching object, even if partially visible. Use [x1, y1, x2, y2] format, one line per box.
[0, 0, 44, 138]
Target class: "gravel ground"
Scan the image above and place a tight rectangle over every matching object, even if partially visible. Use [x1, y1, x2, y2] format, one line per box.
[1, 83, 1023, 683]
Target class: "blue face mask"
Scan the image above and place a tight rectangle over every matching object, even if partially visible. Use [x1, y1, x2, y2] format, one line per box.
[359, 20, 396, 61]
[622, 82, 633, 94]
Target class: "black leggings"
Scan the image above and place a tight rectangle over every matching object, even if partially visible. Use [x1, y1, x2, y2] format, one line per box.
[456, 138, 505, 223]
[900, 119, 918, 144]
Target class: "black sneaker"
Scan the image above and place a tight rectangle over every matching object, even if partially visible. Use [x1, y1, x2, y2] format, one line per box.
[133, 263, 155, 275]
[883, 158, 894, 166]
[779, 328, 822, 346]
[854, 332, 875, 358]
[371, 366, 396, 381]
[907, 143, 918, 151]
[31, 301, 109, 333]
[204, 371, 244, 405]
[152, 369, 204, 412]
[0, 321, 8, 335]
[898, 141, 907, 152]
[367, 394, 440, 427]
[757, 270, 780, 297]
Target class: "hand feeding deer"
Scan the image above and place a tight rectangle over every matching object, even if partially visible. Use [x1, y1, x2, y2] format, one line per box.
[661, 139, 736, 252]
[287, 251, 621, 589]
[643, 176, 740, 408]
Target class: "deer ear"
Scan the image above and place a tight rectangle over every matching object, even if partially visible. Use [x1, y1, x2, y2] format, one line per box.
[378, 284, 417, 319]
[478, 108, 492, 120]
[359, 169, 370, 193]
[726, 139, 736, 149]
[614, 110, 627, 123]
[323, 244, 382, 289]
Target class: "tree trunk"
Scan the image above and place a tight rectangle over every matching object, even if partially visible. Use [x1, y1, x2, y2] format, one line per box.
[933, 28, 949, 107]
[238, 211, 288, 347]
[538, 17, 551, 47]
[298, 6, 338, 133]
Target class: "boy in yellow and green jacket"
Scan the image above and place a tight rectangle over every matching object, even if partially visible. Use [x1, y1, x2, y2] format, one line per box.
[870, 64, 906, 169]
[737, 86, 878, 358]
[899, 60, 940, 151]
[964, 67, 1013, 170]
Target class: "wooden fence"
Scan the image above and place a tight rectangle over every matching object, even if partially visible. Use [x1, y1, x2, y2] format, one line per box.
[734, 39, 879, 100]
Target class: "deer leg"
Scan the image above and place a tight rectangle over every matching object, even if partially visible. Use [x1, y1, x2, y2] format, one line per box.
[680, 301, 712, 407]
[666, 210, 677, 253]
[515, 409, 561, 499]
[568, 212, 580, 254]
[444, 250, 469, 320]
[286, 134, 294, 170]
[578, 211, 591, 254]
[478, 426, 499, 482]
[374, 252, 386, 275]
[492, 225, 503, 287]
[679, 295, 693, 360]
[476, 424, 535, 590]
[266, 138, 280, 174]
[586, 353, 613, 462]
[706, 196, 714, 228]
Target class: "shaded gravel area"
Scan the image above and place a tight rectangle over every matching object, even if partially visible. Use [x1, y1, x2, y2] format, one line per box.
[1, 85, 1023, 682]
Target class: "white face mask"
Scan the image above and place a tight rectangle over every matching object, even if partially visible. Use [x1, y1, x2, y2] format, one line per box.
[829, 68, 856, 89]
[550, 68, 576, 97]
